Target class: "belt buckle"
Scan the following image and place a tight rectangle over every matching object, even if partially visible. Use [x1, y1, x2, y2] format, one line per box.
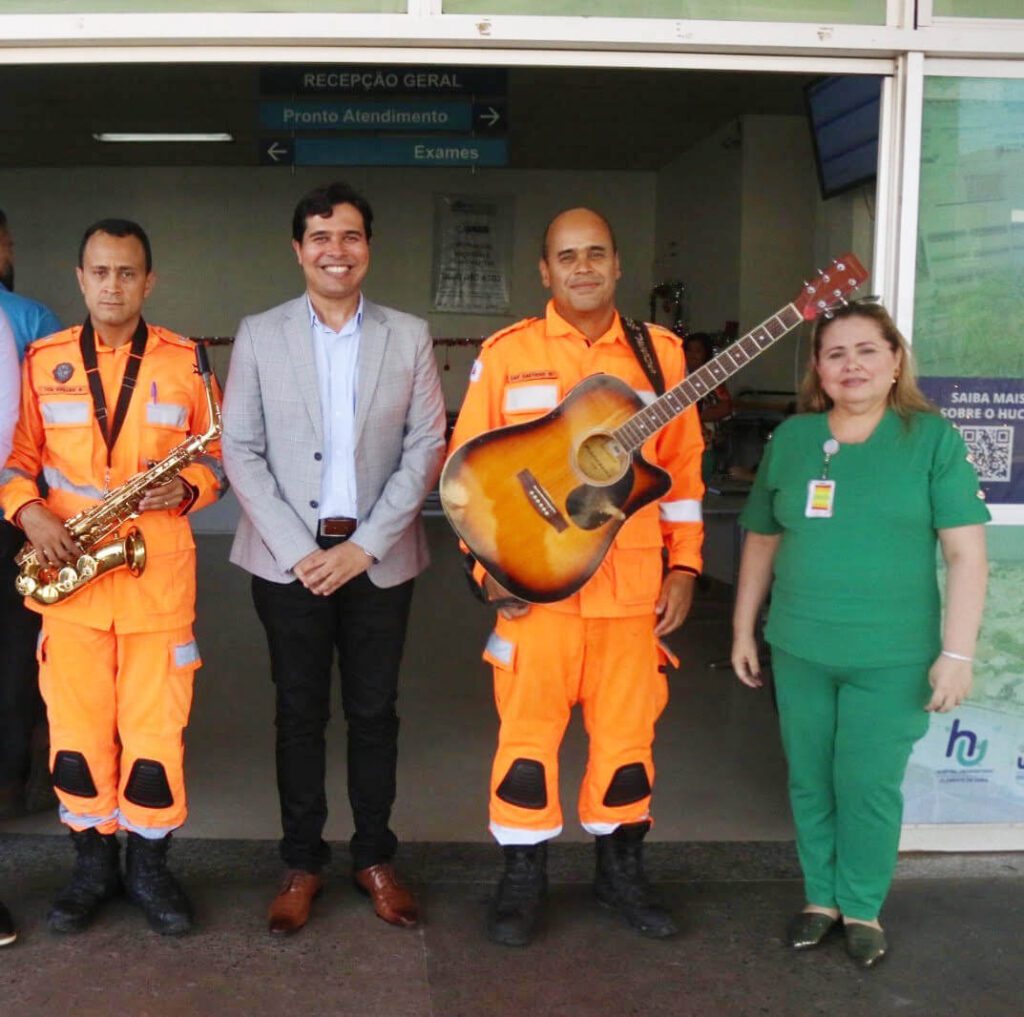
[319, 517, 356, 539]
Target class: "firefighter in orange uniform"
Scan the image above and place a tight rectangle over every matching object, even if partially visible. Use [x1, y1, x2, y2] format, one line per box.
[0, 219, 225, 936]
[448, 208, 704, 946]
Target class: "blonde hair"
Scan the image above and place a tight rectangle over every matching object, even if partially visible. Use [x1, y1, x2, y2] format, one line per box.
[798, 302, 936, 419]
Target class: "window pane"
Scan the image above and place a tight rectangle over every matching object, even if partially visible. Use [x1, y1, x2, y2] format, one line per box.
[933, 0, 1024, 17]
[0, 1, 404, 11]
[914, 76, 1024, 381]
[443, 0, 885, 23]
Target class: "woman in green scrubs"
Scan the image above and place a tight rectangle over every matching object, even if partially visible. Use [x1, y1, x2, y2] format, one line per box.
[731, 302, 989, 968]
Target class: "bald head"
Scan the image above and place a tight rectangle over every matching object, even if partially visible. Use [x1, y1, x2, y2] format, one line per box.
[540, 208, 617, 262]
[538, 207, 621, 339]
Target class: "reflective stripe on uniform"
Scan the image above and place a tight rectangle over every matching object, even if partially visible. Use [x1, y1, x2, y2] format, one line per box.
[485, 630, 514, 667]
[145, 402, 188, 428]
[43, 466, 104, 501]
[489, 821, 563, 846]
[633, 389, 657, 406]
[41, 401, 90, 425]
[503, 384, 558, 414]
[0, 466, 34, 487]
[193, 453, 227, 487]
[58, 804, 117, 829]
[659, 499, 703, 522]
[117, 812, 180, 838]
[173, 640, 201, 668]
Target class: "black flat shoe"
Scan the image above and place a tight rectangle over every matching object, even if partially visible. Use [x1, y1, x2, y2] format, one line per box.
[786, 910, 838, 950]
[844, 922, 887, 968]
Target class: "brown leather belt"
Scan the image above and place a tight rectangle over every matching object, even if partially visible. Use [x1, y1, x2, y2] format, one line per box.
[318, 517, 357, 539]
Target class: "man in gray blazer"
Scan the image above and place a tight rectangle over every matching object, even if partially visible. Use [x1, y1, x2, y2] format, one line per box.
[222, 182, 446, 936]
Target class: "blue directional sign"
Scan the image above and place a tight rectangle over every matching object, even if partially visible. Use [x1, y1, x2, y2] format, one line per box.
[259, 137, 294, 165]
[291, 136, 508, 168]
[260, 100, 473, 133]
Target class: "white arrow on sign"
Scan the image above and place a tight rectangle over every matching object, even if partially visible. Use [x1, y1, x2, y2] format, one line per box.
[479, 107, 501, 127]
[266, 142, 289, 162]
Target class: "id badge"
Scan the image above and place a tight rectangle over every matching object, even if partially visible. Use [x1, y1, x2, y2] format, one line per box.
[805, 479, 836, 518]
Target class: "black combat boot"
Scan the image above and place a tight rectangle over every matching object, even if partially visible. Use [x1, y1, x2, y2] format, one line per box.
[487, 842, 548, 947]
[594, 821, 677, 938]
[125, 832, 193, 936]
[48, 828, 122, 933]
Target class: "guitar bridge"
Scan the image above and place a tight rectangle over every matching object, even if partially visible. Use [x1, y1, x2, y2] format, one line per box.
[517, 470, 569, 532]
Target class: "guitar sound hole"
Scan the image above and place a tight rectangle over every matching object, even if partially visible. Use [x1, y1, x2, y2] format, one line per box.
[575, 432, 627, 485]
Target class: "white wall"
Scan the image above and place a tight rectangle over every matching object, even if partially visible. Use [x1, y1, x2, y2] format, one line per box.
[0, 166, 655, 412]
[654, 118, 743, 337]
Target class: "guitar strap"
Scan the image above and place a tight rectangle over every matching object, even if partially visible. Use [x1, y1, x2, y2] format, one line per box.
[620, 316, 666, 396]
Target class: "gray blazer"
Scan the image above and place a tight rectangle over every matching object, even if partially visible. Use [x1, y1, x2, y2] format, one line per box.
[221, 295, 447, 587]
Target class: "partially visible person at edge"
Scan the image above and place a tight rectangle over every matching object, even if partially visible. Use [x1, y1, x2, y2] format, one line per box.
[730, 301, 988, 969]
[448, 207, 705, 947]
[0, 218, 226, 937]
[0, 208, 63, 824]
[684, 331, 735, 482]
[0, 311, 21, 947]
[221, 182, 446, 937]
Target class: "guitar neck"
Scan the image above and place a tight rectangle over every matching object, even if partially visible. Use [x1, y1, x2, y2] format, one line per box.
[614, 302, 804, 452]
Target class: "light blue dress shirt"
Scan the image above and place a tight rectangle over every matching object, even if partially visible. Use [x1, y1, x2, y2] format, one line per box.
[308, 294, 362, 521]
[0, 282, 62, 360]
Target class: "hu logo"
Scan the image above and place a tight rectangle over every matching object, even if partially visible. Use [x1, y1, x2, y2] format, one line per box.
[945, 719, 988, 767]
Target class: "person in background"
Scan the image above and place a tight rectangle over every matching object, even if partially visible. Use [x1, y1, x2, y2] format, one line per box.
[449, 208, 704, 947]
[683, 332, 734, 481]
[0, 208, 63, 821]
[731, 302, 988, 968]
[0, 310, 20, 945]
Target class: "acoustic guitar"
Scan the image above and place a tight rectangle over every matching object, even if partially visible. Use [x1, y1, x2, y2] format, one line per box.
[441, 254, 869, 603]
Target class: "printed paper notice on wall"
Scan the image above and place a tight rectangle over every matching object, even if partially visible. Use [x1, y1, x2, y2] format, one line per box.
[432, 194, 512, 314]
[919, 377, 1024, 506]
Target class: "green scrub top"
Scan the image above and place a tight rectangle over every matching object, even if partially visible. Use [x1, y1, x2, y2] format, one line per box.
[740, 410, 990, 668]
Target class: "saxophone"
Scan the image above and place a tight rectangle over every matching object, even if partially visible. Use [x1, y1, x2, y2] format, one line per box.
[15, 343, 222, 607]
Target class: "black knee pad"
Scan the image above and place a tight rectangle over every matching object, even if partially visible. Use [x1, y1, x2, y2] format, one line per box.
[52, 750, 98, 798]
[496, 758, 547, 810]
[602, 762, 651, 807]
[123, 759, 174, 809]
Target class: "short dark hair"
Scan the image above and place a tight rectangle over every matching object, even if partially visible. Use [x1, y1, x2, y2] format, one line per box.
[540, 207, 617, 260]
[78, 219, 153, 273]
[0, 209, 7, 231]
[292, 182, 374, 244]
[683, 332, 711, 352]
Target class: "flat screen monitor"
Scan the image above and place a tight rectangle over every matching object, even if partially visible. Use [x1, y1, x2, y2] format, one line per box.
[805, 75, 883, 199]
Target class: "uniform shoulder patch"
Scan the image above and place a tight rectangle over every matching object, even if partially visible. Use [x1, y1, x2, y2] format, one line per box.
[25, 327, 77, 356]
[481, 317, 541, 351]
[151, 326, 194, 349]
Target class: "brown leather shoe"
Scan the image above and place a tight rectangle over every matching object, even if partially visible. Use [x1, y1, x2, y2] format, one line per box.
[268, 869, 324, 936]
[353, 863, 419, 928]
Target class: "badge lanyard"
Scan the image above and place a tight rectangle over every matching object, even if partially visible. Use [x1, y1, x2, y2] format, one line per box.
[806, 437, 839, 518]
[79, 317, 149, 490]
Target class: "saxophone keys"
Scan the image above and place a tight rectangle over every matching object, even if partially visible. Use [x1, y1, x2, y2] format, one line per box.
[76, 554, 98, 579]
[56, 566, 80, 593]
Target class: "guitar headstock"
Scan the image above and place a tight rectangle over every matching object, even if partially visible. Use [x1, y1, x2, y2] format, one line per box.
[792, 253, 869, 322]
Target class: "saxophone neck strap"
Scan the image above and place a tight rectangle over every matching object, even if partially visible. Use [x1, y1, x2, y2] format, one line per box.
[80, 317, 149, 465]
[620, 315, 666, 396]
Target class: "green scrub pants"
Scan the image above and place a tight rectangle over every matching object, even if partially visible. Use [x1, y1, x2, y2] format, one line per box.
[771, 647, 931, 920]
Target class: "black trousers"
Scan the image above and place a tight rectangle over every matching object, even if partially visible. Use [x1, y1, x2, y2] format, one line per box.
[252, 567, 414, 874]
[0, 519, 43, 788]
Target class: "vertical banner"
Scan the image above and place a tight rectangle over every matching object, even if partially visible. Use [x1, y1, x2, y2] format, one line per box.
[432, 194, 513, 314]
[903, 76, 1024, 831]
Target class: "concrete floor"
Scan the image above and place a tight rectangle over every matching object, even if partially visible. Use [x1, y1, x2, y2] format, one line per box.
[1, 837, 1021, 1017]
[2, 521, 1022, 1014]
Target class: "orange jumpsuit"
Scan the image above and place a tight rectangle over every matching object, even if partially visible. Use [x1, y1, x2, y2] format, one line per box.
[0, 324, 224, 838]
[449, 302, 704, 845]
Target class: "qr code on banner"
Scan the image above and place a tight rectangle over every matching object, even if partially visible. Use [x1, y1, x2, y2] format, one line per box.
[960, 425, 1013, 482]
